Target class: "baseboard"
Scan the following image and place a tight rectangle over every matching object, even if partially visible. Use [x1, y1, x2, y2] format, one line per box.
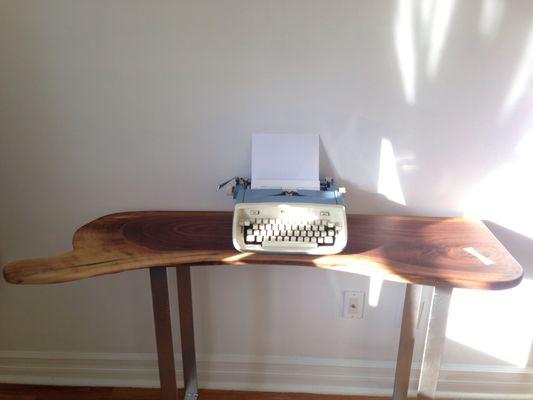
[0, 351, 531, 399]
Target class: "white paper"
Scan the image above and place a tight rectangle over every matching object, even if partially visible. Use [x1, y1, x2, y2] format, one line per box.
[251, 133, 320, 190]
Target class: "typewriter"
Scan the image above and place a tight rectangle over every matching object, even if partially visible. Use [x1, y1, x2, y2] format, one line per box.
[218, 177, 347, 255]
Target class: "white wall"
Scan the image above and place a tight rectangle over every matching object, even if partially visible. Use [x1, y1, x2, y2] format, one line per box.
[1, 0, 532, 397]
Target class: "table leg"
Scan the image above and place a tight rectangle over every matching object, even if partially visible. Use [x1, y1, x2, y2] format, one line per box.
[176, 266, 199, 400]
[393, 283, 422, 400]
[417, 286, 453, 400]
[150, 267, 178, 400]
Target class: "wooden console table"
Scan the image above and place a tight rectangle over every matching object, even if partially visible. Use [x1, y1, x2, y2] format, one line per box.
[3, 211, 523, 400]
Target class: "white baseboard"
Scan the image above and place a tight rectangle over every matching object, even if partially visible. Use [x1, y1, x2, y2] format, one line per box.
[0, 351, 531, 399]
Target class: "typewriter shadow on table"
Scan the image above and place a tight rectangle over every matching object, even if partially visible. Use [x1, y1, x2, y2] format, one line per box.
[319, 138, 438, 256]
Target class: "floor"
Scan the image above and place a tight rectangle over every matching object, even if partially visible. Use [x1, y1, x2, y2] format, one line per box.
[0, 385, 390, 400]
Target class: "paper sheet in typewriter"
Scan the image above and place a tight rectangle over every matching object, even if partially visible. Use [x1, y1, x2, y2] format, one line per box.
[251, 133, 320, 191]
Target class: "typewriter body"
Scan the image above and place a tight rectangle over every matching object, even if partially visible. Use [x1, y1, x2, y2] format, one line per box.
[219, 177, 347, 255]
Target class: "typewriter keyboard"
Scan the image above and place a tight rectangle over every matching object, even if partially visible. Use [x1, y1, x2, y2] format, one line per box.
[242, 218, 339, 247]
[232, 203, 347, 254]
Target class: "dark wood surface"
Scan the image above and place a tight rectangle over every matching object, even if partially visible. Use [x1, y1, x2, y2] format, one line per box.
[2, 211, 523, 289]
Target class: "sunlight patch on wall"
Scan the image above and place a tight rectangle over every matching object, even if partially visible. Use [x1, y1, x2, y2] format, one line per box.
[394, 0, 418, 104]
[458, 127, 533, 366]
[394, 0, 458, 102]
[426, 0, 457, 78]
[420, 0, 437, 27]
[479, 0, 505, 39]
[378, 138, 406, 206]
[368, 275, 384, 307]
[501, 24, 533, 119]
[462, 129, 533, 239]
[446, 279, 533, 367]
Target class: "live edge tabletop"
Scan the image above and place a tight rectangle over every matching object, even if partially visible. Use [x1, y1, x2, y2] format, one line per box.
[3, 211, 523, 290]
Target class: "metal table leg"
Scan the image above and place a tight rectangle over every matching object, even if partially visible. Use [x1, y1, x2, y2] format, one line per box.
[393, 283, 422, 400]
[417, 286, 453, 400]
[150, 267, 178, 400]
[176, 266, 199, 400]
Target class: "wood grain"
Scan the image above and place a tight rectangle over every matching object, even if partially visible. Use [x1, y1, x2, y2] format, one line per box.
[2, 211, 523, 289]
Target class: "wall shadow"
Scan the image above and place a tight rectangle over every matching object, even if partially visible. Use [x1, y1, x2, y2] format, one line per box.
[320, 138, 417, 216]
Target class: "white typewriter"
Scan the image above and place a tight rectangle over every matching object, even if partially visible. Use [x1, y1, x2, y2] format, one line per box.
[218, 177, 347, 255]
[218, 133, 347, 255]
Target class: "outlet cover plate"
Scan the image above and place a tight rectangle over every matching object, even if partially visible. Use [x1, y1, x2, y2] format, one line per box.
[343, 291, 364, 319]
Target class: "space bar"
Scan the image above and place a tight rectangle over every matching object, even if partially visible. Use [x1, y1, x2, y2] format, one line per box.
[262, 240, 318, 250]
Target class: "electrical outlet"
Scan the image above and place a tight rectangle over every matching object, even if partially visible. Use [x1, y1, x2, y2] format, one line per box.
[343, 291, 364, 319]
